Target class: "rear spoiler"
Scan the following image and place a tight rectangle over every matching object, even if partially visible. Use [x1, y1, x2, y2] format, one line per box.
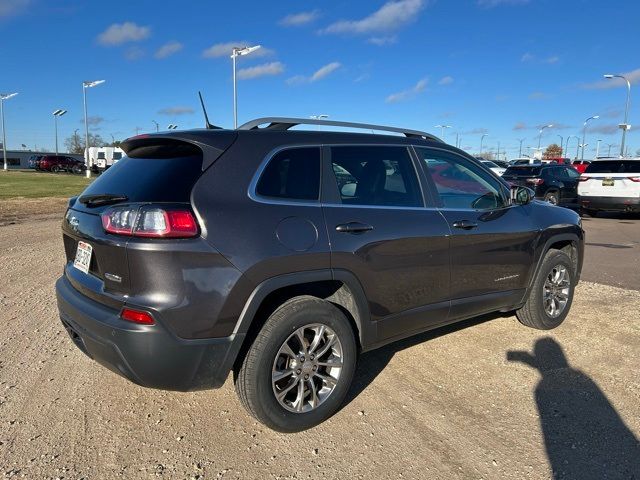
[121, 131, 237, 170]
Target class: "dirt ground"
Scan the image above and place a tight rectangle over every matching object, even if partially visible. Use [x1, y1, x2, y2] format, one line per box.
[0, 213, 639, 479]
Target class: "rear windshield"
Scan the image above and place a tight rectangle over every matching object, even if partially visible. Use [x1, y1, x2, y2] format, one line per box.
[585, 160, 640, 174]
[79, 154, 202, 203]
[504, 166, 541, 176]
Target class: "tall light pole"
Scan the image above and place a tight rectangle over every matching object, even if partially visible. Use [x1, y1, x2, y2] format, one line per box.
[607, 143, 615, 157]
[595, 139, 602, 158]
[557, 135, 564, 157]
[496, 141, 500, 161]
[82, 80, 105, 178]
[435, 125, 451, 141]
[52, 109, 67, 157]
[480, 133, 488, 157]
[537, 124, 553, 150]
[152, 120, 159, 132]
[1, 92, 18, 171]
[581, 115, 599, 160]
[604, 74, 631, 157]
[231, 45, 261, 129]
[517, 138, 525, 158]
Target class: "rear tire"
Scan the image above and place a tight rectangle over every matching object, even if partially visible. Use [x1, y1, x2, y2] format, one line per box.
[516, 250, 575, 330]
[72, 164, 82, 175]
[51, 165, 61, 173]
[235, 296, 357, 432]
[544, 191, 559, 205]
[580, 208, 597, 217]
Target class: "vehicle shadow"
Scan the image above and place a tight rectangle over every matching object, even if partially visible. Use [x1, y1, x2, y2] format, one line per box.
[507, 338, 640, 479]
[344, 311, 505, 406]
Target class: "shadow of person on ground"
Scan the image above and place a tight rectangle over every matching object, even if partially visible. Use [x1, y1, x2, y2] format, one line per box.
[508, 337, 640, 479]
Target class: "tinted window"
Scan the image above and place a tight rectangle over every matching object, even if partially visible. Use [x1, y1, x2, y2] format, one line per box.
[565, 167, 580, 179]
[585, 160, 640, 174]
[113, 152, 122, 160]
[256, 147, 320, 201]
[329, 146, 421, 207]
[416, 148, 507, 210]
[80, 154, 203, 203]
[504, 166, 541, 176]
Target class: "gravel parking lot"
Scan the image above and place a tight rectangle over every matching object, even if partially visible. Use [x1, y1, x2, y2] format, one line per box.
[1, 212, 638, 479]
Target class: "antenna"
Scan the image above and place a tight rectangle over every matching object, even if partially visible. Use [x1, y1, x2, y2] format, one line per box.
[198, 91, 213, 129]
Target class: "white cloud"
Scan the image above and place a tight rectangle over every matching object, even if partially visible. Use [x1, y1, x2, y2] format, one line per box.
[158, 106, 194, 116]
[97, 22, 151, 46]
[0, 0, 29, 17]
[385, 78, 428, 103]
[367, 36, 397, 46]
[279, 10, 320, 27]
[438, 76, 454, 85]
[513, 122, 528, 130]
[320, 0, 424, 35]
[124, 46, 145, 61]
[545, 55, 559, 64]
[478, 0, 530, 7]
[82, 116, 104, 126]
[237, 62, 285, 80]
[155, 41, 183, 59]
[583, 68, 640, 89]
[521, 52, 534, 62]
[587, 124, 621, 135]
[529, 91, 550, 100]
[202, 41, 273, 58]
[287, 62, 341, 85]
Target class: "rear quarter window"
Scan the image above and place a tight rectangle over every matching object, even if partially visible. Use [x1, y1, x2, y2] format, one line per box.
[256, 147, 321, 201]
[504, 167, 541, 176]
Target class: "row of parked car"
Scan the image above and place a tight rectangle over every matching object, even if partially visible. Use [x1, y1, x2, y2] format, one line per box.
[29, 155, 87, 174]
[478, 157, 640, 215]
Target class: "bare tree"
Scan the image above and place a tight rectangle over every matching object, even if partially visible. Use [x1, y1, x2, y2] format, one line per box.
[64, 133, 107, 154]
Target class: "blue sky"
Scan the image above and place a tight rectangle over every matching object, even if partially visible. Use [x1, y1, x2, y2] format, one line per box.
[1, 0, 639, 157]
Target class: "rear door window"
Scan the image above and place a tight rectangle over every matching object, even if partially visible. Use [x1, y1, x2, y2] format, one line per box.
[585, 161, 640, 174]
[256, 147, 321, 201]
[328, 146, 422, 207]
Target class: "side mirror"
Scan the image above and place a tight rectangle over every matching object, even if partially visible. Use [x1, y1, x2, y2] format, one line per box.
[510, 185, 534, 205]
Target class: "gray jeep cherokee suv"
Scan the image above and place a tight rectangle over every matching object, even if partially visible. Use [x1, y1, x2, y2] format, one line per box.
[56, 117, 584, 432]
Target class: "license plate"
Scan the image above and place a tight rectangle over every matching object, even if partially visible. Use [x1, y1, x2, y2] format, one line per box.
[73, 241, 93, 274]
[602, 178, 615, 186]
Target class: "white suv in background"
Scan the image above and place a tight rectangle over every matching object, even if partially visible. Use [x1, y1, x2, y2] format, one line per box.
[578, 159, 640, 215]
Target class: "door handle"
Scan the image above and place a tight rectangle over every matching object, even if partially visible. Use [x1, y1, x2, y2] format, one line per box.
[452, 220, 478, 230]
[335, 222, 374, 234]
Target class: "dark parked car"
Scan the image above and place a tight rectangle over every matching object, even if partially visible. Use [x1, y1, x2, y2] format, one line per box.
[56, 117, 584, 432]
[28, 154, 44, 169]
[502, 164, 581, 207]
[38, 155, 86, 173]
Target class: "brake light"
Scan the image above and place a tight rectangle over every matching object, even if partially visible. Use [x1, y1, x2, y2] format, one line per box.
[120, 308, 155, 325]
[628, 176, 640, 182]
[101, 206, 199, 238]
[526, 178, 544, 186]
[579, 176, 590, 182]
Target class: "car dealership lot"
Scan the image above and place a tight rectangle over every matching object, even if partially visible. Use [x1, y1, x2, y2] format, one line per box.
[0, 214, 638, 479]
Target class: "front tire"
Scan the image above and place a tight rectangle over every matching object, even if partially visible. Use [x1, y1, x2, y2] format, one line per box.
[235, 296, 357, 432]
[516, 250, 575, 330]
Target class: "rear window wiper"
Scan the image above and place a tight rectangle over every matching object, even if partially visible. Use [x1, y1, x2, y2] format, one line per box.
[78, 193, 129, 207]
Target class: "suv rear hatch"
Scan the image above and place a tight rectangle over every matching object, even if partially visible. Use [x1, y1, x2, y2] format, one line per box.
[578, 160, 640, 198]
[502, 166, 543, 187]
[62, 133, 237, 309]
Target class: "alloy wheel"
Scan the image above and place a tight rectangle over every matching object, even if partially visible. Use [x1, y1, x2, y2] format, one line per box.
[543, 264, 570, 318]
[272, 323, 343, 413]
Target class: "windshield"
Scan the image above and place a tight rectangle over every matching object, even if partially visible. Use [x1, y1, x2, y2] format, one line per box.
[585, 160, 640, 174]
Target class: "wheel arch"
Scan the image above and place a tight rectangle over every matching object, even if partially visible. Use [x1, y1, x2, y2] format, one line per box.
[527, 232, 583, 295]
[228, 269, 374, 372]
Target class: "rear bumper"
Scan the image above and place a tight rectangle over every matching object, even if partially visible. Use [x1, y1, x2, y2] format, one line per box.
[55, 275, 244, 391]
[580, 195, 640, 212]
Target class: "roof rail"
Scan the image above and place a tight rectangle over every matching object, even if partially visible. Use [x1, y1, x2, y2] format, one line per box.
[237, 117, 442, 142]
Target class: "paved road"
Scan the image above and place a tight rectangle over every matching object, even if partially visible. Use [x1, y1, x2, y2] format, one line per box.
[0, 218, 639, 479]
[580, 212, 640, 290]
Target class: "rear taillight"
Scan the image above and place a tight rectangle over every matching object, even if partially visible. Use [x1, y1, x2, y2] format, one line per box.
[579, 176, 590, 182]
[628, 176, 640, 182]
[101, 206, 199, 238]
[120, 308, 155, 325]
[526, 178, 544, 186]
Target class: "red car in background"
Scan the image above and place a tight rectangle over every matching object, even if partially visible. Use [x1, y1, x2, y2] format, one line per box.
[571, 160, 591, 174]
[37, 155, 86, 174]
